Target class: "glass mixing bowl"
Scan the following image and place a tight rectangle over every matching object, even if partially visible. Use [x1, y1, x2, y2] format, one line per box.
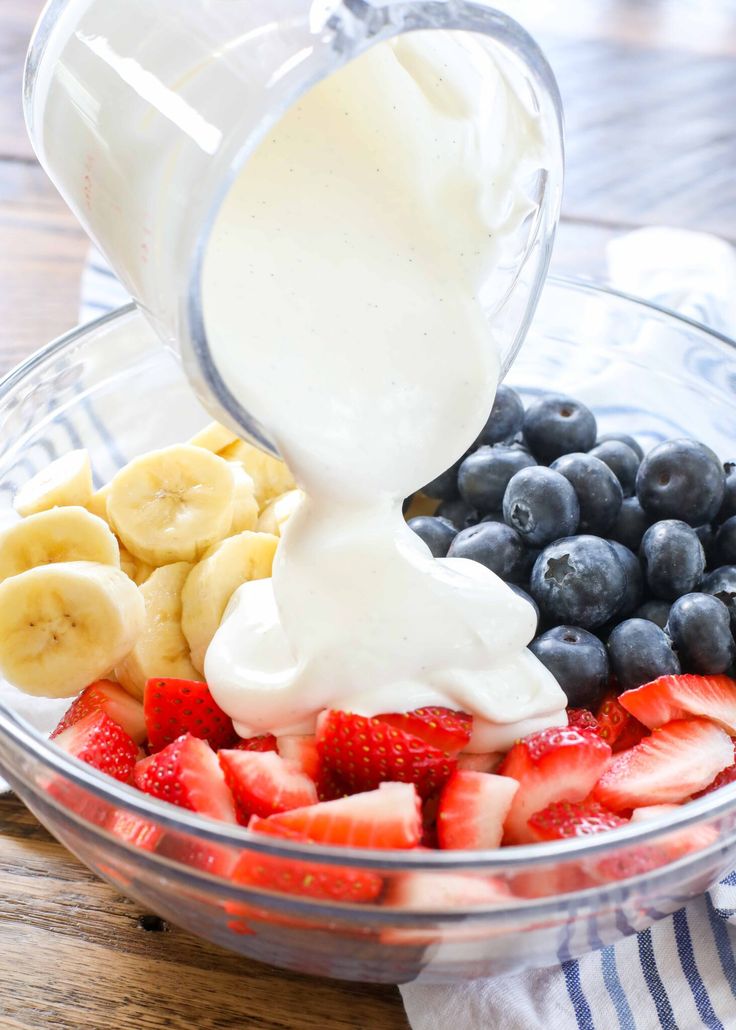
[1, 276, 736, 985]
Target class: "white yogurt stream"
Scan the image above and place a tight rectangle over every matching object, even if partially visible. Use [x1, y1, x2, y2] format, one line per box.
[203, 32, 567, 751]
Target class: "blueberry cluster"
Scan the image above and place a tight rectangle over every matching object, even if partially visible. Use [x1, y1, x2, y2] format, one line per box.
[407, 387, 736, 709]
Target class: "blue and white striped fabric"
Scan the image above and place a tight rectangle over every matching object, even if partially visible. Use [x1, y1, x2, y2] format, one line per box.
[75, 241, 736, 1029]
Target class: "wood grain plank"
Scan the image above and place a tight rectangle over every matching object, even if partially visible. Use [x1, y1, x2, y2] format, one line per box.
[0, 795, 410, 1030]
[0, 0, 40, 160]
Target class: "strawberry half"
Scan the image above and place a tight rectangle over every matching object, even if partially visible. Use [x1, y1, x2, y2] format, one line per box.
[317, 710, 456, 798]
[499, 725, 612, 844]
[596, 693, 647, 752]
[218, 750, 317, 824]
[528, 799, 627, 841]
[144, 678, 237, 753]
[437, 771, 519, 850]
[567, 708, 600, 735]
[51, 680, 146, 744]
[260, 782, 421, 849]
[620, 674, 736, 734]
[235, 818, 382, 903]
[277, 735, 320, 779]
[134, 733, 237, 823]
[107, 810, 163, 851]
[594, 718, 734, 811]
[234, 734, 278, 752]
[384, 871, 510, 910]
[693, 760, 736, 798]
[376, 707, 472, 754]
[53, 710, 139, 783]
[456, 753, 502, 773]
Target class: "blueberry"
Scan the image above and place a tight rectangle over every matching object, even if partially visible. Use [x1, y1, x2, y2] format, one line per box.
[636, 439, 726, 526]
[589, 440, 640, 497]
[407, 516, 457, 558]
[523, 395, 597, 464]
[609, 540, 644, 617]
[509, 584, 540, 633]
[474, 385, 525, 446]
[596, 432, 644, 461]
[609, 497, 650, 552]
[422, 455, 464, 501]
[715, 516, 736, 566]
[717, 462, 736, 522]
[530, 535, 627, 629]
[481, 511, 506, 524]
[502, 466, 580, 547]
[640, 520, 705, 600]
[550, 453, 623, 535]
[634, 600, 672, 631]
[695, 523, 717, 567]
[607, 619, 681, 690]
[529, 625, 610, 708]
[666, 593, 735, 674]
[447, 522, 527, 582]
[436, 498, 478, 530]
[458, 445, 535, 514]
[702, 566, 736, 634]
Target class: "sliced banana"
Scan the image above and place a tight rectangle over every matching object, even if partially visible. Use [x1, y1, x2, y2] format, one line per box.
[229, 462, 259, 534]
[219, 439, 296, 510]
[181, 531, 278, 673]
[14, 449, 93, 517]
[189, 421, 239, 453]
[85, 483, 111, 524]
[0, 561, 145, 698]
[115, 561, 199, 698]
[107, 444, 235, 566]
[119, 546, 154, 586]
[0, 506, 120, 583]
[257, 489, 304, 537]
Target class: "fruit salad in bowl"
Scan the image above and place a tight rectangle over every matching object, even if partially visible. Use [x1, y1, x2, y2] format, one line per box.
[2, 280, 736, 984]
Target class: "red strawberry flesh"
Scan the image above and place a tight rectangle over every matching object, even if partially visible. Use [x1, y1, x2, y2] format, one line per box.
[376, 707, 472, 753]
[261, 782, 421, 849]
[620, 673, 736, 734]
[437, 771, 519, 850]
[218, 749, 317, 824]
[144, 677, 237, 753]
[499, 725, 612, 844]
[134, 732, 237, 823]
[528, 799, 627, 841]
[596, 693, 647, 752]
[317, 710, 456, 798]
[51, 680, 146, 744]
[53, 710, 138, 783]
[235, 734, 278, 752]
[594, 718, 734, 810]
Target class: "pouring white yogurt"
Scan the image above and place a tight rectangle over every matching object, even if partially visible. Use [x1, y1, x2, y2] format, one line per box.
[202, 30, 567, 751]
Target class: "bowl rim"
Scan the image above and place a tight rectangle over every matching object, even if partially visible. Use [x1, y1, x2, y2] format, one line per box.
[2, 275, 736, 875]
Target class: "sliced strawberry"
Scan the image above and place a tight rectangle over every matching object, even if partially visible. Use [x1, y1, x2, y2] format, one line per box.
[592, 844, 670, 883]
[594, 718, 734, 811]
[107, 810, 162, 851]
[54, 710, 138, 783]
[630, 804, 681, 822]
[567, 708, 600, 735]
[693, 759, 736, 798]
[456, 752, 502, 773]
[134, 733, 237, 823]
[376, 707, 472, 754]
[317, 710, 456, 798]
[596, 693, 648, 752]
[277, 735, 320, 779]
[261, 782, 421, 849]
[234, 818, 382, 903]
[437, 771, 518, 850]
[528, 799, 627, 841]
[235, 734, 278, 753]
[51, 680, 146, 744]
[144, 678, 237, 753]
[218, 750, 317, 824]
[499, 725, 611, 844]
[620, 674, 736, 734]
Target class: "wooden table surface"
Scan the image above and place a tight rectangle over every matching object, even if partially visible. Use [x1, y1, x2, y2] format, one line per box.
[2, 1, 736, 1027]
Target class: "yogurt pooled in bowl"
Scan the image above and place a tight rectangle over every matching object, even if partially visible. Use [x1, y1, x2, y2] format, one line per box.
[202, 31, 566, 751]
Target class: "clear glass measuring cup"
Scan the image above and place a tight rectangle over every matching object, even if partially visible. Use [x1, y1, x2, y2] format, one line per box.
[24, 0, 564, 456]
